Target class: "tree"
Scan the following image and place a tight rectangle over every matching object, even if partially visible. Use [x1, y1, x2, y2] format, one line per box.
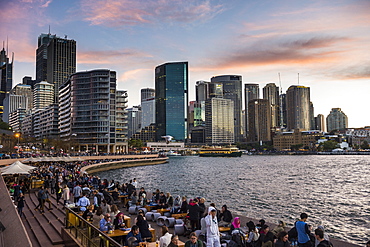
[291, 144, 303, 151]
[128, 139, 143, 148]
[360, 140, 369, 149]
[322, 140, 338, 151]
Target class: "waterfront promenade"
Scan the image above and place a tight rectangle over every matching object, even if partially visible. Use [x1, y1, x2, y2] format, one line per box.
[0, 155, 363, 246]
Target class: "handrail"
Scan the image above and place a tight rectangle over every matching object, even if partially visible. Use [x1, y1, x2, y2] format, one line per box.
[65, 207, 122, 247]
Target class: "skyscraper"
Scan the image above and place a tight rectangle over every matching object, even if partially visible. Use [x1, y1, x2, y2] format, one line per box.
[0, 46, 13, 116]
[263, 83, 279, 128]
[286, 85, 311, 131]
[205, 97, 234, 144]
[127, 106, 142, 138]
[211, 75, 243, 142]
[141, 88, 155, 128]
[36, 33, 76, 102]
[33, 81, 54, 109]
[315, 114, 326, 132]
[155, 62, 188, 141]
[326, 108, 348, 132]
[244, 83, 259, 138]
[248, 99, 272, 142]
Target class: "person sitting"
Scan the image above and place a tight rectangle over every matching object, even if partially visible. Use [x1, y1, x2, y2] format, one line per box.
[158, 192, 167, 208]
[259, 225, 274, 247]
[271, 220, 286, 238]
[113, 212, 126, 229]
[126, 225, 143, 246]
[185, 232, 203, 247]
[110, 204, 120, 217]
[127, 237, 139, 247]
[99, 213, 112, 232]
[82, 205, 94, 222]
[168, 235, 179, 247]
[179, 196, 188, 213]
[136, 214, 152, 241]
[218, 205, 232, 227]
[314, 228, 333, 247]
[160, 226, 172, 247]
[275, 231, 290, 247]
[314, 226, 330, 247]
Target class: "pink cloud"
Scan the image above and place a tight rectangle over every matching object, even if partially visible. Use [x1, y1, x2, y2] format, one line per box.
[80, 0, 223, 27]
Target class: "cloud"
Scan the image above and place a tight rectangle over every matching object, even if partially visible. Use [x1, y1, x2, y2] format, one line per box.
[208, 36, 349, 70]
[80, 0, 223, 27]
[78, 48, 154, 66]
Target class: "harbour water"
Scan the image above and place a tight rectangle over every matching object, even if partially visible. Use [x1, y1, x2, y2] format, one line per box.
[95, 155, 370, 245]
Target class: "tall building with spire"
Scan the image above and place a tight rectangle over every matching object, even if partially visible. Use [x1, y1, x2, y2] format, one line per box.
[286, 85, 311, 131]
[0, 43, 13, 116]
[36, 33, 76, 103]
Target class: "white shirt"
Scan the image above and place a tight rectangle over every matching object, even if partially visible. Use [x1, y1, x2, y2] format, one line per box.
[205, 214, 219, 237]
[160, 232, 172, 247]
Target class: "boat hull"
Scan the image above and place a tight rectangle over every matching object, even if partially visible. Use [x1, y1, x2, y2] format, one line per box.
[199, 152, 242, 157]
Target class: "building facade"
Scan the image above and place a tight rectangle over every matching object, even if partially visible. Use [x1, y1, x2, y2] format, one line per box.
[141, 88, 155, 129]
[273, 129, 323, 151]
[36, 33, 76, 102]
[155, 62, 188, 141]
[286, 85, 311, 131]
[315, 114, 326, 132]
[34, 81, 54, 109]
[327, 108, 348, 132]
[58, 69, 127, 153]
[248, 99, 272, 142]
[244, 83, 260, 138]
[0, 47, 13, 116]
[211, 75, 243, 142]
[205, 98, 234, 144]
[127, 106, 142, 138]
[10, 84, 33, 109]
[263, 83, 279, 128]
[2, 94, 28, 123]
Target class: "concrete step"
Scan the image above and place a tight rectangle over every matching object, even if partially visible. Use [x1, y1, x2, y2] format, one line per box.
[23, 204, 53, 246]
[21, 216, 42, 247]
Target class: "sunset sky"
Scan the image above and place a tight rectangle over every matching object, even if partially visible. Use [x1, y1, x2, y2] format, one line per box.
[1, 0, 370, 128]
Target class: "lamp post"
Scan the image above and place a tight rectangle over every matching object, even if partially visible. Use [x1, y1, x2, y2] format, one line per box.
[14, 133, 20, 153]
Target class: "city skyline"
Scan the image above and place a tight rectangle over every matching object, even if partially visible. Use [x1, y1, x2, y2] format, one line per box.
[1, 0, 370, 128]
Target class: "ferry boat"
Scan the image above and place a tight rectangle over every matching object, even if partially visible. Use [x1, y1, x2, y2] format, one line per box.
[198, 146, 242, 157]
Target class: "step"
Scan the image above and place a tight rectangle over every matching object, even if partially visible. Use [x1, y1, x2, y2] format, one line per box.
[25, 197, 64, 245]
[21, 216, 42, 247]
[23, 207, 52, 246]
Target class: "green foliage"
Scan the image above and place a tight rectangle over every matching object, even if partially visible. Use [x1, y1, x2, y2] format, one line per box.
[321, 140, 338, 151]
[360, 140, 369, 149]
[0, 120, 11, 131]
[290, 144, 303, 151]
[128, 139, 143, 148]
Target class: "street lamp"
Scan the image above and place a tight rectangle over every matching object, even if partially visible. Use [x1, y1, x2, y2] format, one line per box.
[14, 133, 20, 153]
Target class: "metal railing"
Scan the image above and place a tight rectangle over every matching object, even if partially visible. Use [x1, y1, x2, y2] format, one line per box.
[65, 207, 122, 247]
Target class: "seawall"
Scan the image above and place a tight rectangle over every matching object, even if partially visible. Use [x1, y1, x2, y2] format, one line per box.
[80, 156, 169, 174]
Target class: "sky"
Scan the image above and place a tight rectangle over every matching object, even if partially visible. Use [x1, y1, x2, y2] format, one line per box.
[1, 0, 370, 128]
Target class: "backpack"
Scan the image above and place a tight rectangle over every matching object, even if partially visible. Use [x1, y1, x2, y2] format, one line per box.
[96, 194, 102, 206]
[231, 231, 245, 247]
[318, 240, 334, 247]
[288, 226, 298, 239]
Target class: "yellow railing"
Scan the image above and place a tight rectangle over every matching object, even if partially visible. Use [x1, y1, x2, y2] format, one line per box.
[65, 207, 122, 247]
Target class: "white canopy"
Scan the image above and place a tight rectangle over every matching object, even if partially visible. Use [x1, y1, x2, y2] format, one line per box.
[1, 161, 36, 175]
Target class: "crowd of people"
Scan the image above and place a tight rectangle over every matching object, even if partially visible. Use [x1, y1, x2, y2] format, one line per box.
[5, 159, 369, 247]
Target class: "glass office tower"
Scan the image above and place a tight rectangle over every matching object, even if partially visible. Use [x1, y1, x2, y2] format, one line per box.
[155, 62, 188, 141]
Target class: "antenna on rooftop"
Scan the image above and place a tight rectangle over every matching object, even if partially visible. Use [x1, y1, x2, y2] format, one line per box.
[6, 36, 9, 55]
[48, 25, 51, 35]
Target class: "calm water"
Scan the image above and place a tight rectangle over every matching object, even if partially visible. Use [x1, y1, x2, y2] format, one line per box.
[95, 155, 370, 245]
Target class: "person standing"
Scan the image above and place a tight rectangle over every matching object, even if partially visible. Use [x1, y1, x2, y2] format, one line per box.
[56, 182, 62, 205]
[62, 184, 70, 205]
[35, 186, 45, 213]
[17, 193, 25, 217]
[188, 199, 202, 231]
[73, 182, 82, 203]
[205, 207, 220, 247]
[218, 205, 233, 227]
[296, 213, 312, 247]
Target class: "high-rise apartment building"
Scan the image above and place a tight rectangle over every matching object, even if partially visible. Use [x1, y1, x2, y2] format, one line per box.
[10, 84, 33, 109]
[315, 114, 326, 132]
[36, 33, 76, 102]
[33, 81, 54, 109]
[155, 62, 188, 141]
[116, 90, 128, 145]
[59, 69, 127, 153]
[286, 85, 311, 131]
[211, 75, 243, 142]
[326, 108, 348, 132]
[244, 83, 260, 138]
[279, 93, 287, 128]
[0, 47, 13, 116]
[263, 83, 280, 128]
[2, 94, 28, 123]
[248, 99, 272, 142]
[205, 98, 234, 144]
[141, 88, 155, 128]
